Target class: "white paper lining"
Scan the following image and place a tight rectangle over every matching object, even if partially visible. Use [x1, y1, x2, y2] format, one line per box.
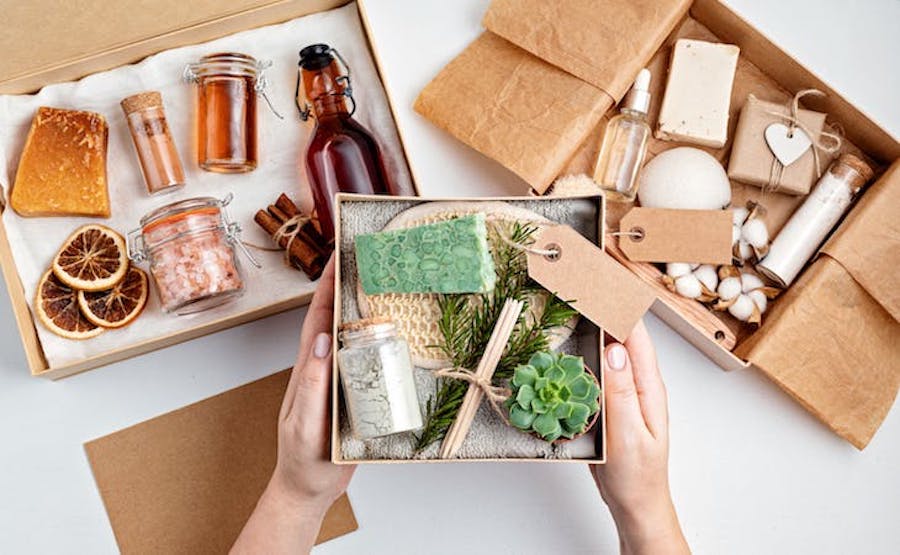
[0, 3, 412, 369]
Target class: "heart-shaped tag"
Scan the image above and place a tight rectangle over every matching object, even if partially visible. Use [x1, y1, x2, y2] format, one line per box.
[764, 123, 812, 166]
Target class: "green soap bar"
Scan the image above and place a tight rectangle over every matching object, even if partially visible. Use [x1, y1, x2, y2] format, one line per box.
[355, 214, 496, 295]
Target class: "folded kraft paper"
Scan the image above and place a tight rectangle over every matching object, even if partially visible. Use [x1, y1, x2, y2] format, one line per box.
[414, 0, 690, 194]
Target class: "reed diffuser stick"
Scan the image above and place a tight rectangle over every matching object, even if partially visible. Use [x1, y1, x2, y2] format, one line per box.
[439, 299, 524, 459]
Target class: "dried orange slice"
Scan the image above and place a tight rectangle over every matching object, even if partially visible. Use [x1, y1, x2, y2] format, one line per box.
[52, 224, 128, 291]
[77, 266, 149, 328]
[35, 269, 104, 340]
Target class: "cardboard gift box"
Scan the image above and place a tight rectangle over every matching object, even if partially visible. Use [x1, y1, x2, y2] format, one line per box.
[414, 0, 899, 448]
[0, 0, 416, 379]
[329, 193, 650, 464]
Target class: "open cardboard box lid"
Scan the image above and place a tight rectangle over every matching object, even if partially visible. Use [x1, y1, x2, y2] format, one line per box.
[0, 0, 349, 94]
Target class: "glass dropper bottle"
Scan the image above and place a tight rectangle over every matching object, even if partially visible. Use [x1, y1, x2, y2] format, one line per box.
[593, 69, 652, 202]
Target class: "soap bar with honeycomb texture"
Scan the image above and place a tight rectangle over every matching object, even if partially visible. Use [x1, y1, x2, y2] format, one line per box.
[355, 214, 496, 295]
[10, 107, 110, 217]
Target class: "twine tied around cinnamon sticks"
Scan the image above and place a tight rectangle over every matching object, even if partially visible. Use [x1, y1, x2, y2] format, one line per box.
[763, 88, 842, 194]
[248, 194, 330, 280]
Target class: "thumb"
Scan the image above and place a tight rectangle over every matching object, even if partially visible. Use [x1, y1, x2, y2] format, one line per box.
[603, 342, 647, 436]
[286, 332, 333, 438]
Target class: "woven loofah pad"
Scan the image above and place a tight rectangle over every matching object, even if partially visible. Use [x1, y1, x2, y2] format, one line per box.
[356, 201, 578, 368]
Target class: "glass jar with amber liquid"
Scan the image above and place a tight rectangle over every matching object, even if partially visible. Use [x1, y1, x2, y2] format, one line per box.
[185, 52, 263, 173]
[296, 44, 396, 244]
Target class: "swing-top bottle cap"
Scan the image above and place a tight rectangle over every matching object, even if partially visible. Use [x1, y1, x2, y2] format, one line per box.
[299, 43, 334, 70]
[622, 68, 651, 115]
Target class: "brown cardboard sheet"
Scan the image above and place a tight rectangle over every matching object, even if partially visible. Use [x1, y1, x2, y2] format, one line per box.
[821, 160, 900, 322]
[736, 257, 900, 449]
[483, 0, 691, 101]
[85, 370, 357, 554]
[0, 0, 348, 94]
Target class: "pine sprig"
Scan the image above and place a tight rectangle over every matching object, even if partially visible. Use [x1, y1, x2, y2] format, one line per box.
[414, 222, 579, 452]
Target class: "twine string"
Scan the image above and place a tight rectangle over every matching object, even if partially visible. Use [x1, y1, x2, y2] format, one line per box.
[609, 229, 644, 239]
[497, 230, 559, 257]
[432, 366, 512, 425]
[763, 88, 842, 194]
[243, 214, 312, 267]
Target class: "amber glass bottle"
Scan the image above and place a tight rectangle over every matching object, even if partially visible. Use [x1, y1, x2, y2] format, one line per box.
[297, 44, 394, 243]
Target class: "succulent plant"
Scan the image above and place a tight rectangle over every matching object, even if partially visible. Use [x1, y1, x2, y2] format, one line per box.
[507, 351, 601, 442]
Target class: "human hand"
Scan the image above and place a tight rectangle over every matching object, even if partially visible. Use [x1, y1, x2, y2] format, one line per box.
[233, 258, 355, 554]
[591, 320, 689, 555]
[268, 258, 355, 513]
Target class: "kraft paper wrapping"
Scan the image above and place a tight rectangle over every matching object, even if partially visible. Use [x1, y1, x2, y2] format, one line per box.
[483, 0, 691, 101]
[414, 32, 610, 194]
[737, 162, 900, 449]
[821, 161, 900, 322]
[414, 0, 690, 193]
[728, 94, 831, 195]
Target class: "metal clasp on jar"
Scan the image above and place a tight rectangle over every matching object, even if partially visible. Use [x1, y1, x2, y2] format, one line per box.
[127, 193, 261, 268]
[183, 53, 284, 120]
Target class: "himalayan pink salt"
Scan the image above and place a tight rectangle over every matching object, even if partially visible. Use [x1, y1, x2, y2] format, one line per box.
[130, 197, 245, 314]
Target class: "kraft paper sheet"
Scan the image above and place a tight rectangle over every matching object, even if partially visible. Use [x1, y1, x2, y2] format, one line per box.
[85, 370, 358, 554]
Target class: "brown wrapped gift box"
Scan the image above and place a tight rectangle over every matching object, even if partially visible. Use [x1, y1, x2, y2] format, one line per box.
[415, 0, 899, 448]
[414, 0, 690, 194]
[728, 94, 833, 195]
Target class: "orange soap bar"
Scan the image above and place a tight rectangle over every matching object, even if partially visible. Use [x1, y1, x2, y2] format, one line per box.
[10, 107, 110, 218]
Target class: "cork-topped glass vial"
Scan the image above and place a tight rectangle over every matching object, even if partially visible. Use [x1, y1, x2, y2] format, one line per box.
[757, 154, 874, 288]
[337, 318, 422, 440]
[121, 91, 185, 195]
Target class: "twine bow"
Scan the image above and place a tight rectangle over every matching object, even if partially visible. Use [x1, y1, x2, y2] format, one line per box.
[763, 88, 842, 193]
[243, 214, 312, 267]
[432, 366, 512, 424]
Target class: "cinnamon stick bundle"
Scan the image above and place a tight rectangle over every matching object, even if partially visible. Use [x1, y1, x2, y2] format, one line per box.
[254, 194, 329, 280]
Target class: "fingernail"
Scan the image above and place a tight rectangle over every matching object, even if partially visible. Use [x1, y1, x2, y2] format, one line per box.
[313, 333, 332, 359]
[607, 344, 628, 371]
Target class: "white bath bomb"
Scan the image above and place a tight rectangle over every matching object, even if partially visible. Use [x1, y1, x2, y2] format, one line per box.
[638, 147, 732, 209]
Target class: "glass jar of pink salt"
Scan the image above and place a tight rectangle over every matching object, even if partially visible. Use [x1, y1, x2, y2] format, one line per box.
[128, 194, 257, 314]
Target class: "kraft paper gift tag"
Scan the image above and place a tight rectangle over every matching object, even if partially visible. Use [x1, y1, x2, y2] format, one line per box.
[617, 207, 733, 265]
[737, 161, 900, 449]
[728, 94, 833, 195]
[526, 224, 656, 341]
[415, 0, 691, 194]
[85, 370, 358, 554]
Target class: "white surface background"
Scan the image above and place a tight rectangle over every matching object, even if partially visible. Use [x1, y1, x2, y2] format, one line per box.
[1, 0, 898, 553]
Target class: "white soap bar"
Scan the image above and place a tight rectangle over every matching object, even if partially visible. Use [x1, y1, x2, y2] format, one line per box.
[656, 39, 740, 148]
